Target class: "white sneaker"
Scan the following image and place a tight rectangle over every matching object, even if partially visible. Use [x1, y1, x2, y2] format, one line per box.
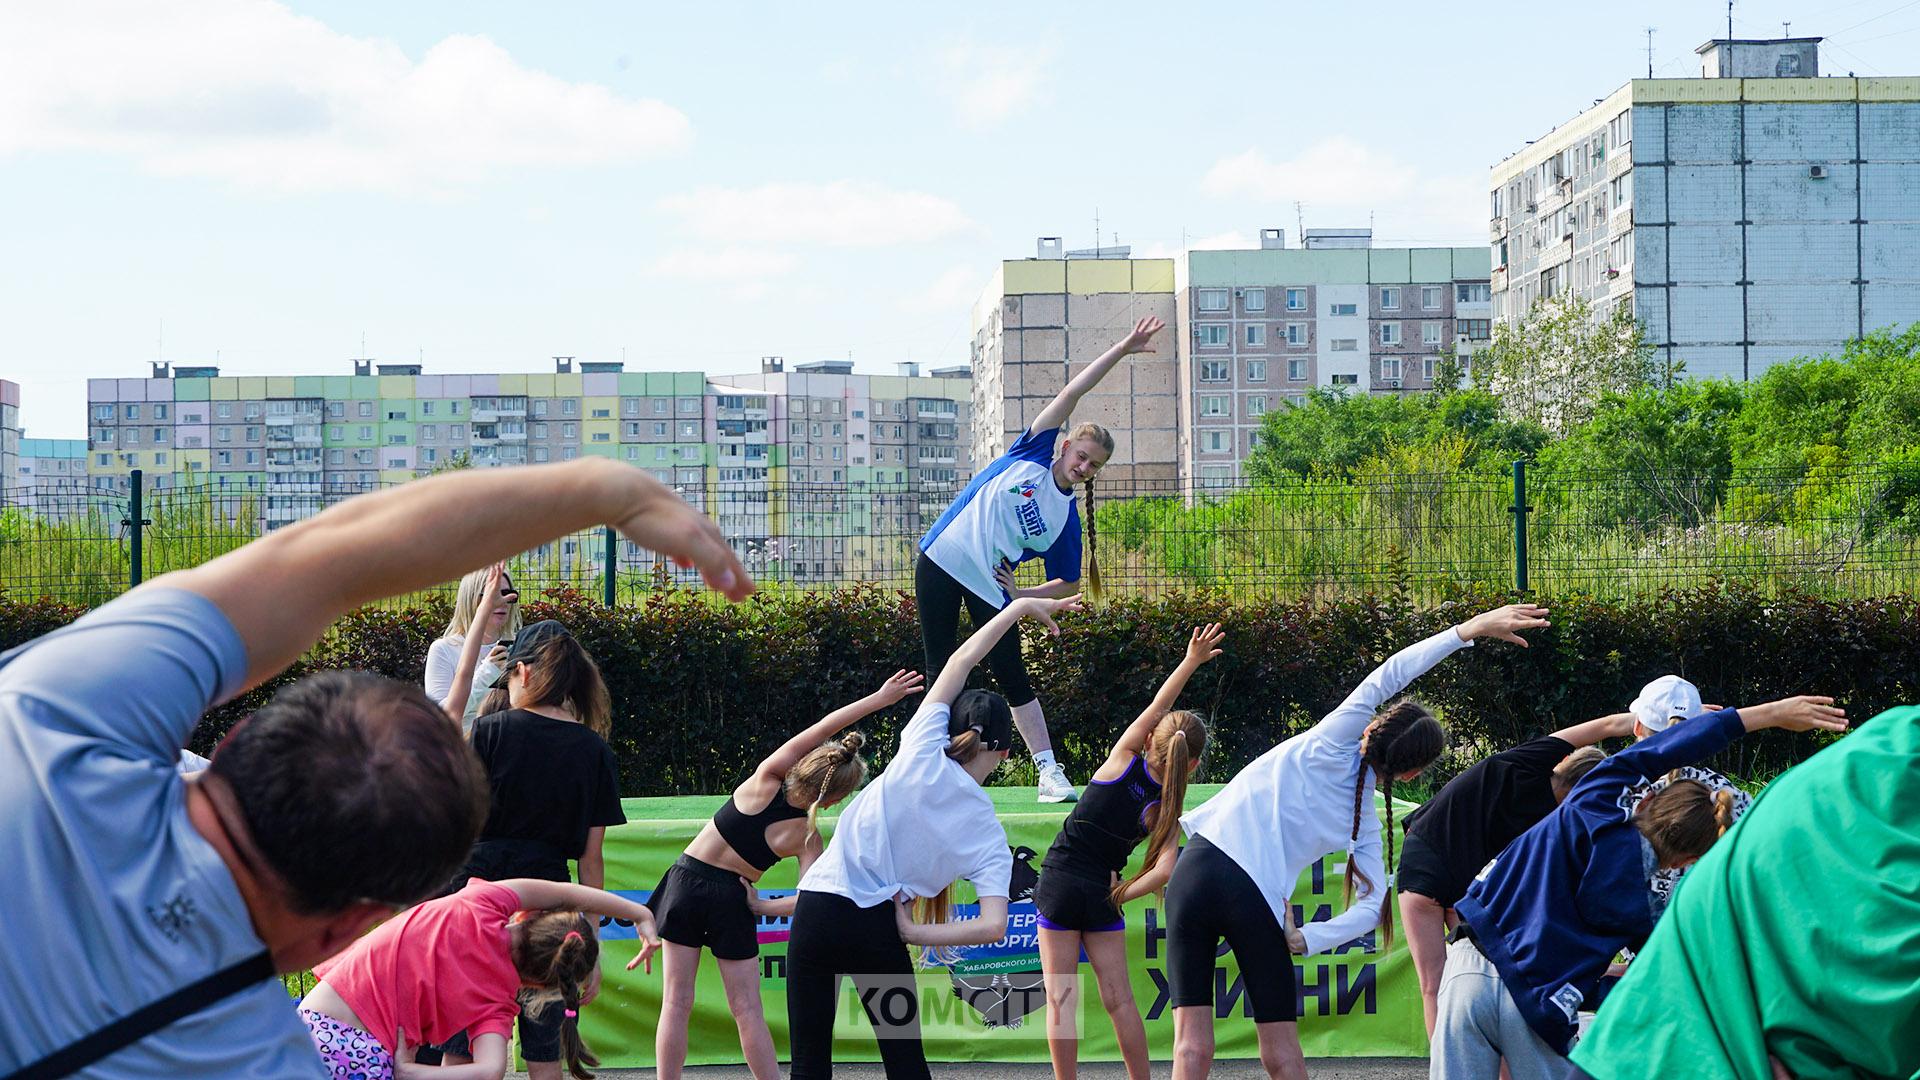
[1037, 762, 1079, 804]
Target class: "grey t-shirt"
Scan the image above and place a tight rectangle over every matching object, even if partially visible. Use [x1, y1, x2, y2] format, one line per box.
[0, 587, 326, 1078]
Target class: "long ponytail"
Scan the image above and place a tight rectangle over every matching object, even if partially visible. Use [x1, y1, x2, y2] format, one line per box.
[1084, 477, 1102, 599]
[1111, 710, 1206, 908]
[1348, 700, 1445, 950]
[513, 911, 602, 1080]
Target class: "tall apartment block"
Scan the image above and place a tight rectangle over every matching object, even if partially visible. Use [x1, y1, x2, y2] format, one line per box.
[0, 380, 18, 492]
[970, 240, 1181, 485]
[15, 439, 89, 500]
[1490, 37, 1920, 380]
[1177, 229, 1492, 485]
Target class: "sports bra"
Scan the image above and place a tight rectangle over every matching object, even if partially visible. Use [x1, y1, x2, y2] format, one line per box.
[713, 788, 810, 871]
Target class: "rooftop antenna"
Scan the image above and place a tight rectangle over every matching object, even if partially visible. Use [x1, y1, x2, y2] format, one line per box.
[1727, 0, 1734, 42]
[1783, 21, 1790, 37]
[1646, 27, 1656, 77]
[1093, 206, 1100, 252]
[1294, 200, 1305, 243]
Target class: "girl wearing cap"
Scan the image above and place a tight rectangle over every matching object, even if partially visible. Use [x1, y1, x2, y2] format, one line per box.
[1620, 675, 1752, 913]
[433, 619, 626, 1080]
[918, 316, 1165, 805]
[1433, 694, 1846, 1080]
[643, 668, 925, 1080]
[426, 563, 522, 729]
[1167, 603, 1551, 1080]
[785, 594, 1084, 1080]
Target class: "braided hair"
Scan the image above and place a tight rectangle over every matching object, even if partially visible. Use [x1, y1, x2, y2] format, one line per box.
[1347, 698, 1445, 948]
[512, 911, 602, 1079]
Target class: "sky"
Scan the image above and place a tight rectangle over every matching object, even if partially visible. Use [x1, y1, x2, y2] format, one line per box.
[3, 0, 1918, 437]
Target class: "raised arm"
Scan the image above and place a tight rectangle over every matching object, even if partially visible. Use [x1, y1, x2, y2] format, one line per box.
[506, 877, 665, 972]
[164, 458, 752, 692]
[755, 670, 924, 781]
[1315, 604, 1548, 748]
[1606, 696, 1846, 785]
[439, 563, 507, 720]
[924, 595, 1084, 709]
[1547, 711, 1636, 748]
[1115, 624, 1224, 757]
[1028, 316, 1164, 435]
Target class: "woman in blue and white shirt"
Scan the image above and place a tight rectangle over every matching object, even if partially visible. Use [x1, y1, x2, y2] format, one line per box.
[917, 315, 1164, 803]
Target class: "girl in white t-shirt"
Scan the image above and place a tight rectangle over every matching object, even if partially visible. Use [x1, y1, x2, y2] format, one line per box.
[786, 594, 1083, 1080]
[1167, 603, 1549, 1080]
[916, 315, 1164, 804]
[425, 566, 521, 728]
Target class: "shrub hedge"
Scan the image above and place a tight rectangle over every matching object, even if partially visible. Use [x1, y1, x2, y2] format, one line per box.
[4, 582, 1914, 796]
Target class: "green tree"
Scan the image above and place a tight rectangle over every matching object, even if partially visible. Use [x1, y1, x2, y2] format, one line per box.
[1245, 387, 1545, 483]
[1478, 297, 1659, 435]
[1537, 379, 1746, 526]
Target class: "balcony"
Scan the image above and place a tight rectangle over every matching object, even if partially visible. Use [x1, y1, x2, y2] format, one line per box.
[1490, 266, 1508, 293]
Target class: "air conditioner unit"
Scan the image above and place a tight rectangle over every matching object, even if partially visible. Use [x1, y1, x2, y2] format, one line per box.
[1382, 379, 1402, 389]
[1809, 164, 1829, 179]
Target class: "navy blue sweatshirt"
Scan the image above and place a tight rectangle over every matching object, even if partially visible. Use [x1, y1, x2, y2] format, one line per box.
[1454, 707, 1745, 1055]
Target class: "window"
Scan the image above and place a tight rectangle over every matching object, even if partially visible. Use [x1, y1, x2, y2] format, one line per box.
[794, 445, 807, 461]
[623, 399, 640, 416]
[1243, 288, 1267, 312]
[419, 425, 436, 442]
[358, 402, 373, 417]
[533, 400, 549, 417]
[1423, 357, 1438, 382]
[1197, 289, 1229, 311]
[97, 453, 111, 466]
[1278, 323, 1304, 347]
[93, 404, 114, 420]
[153, 404, 169, 420]
[1288, 358, 1308, 381]
[1286, 288, 1307, 311]
[1380, 323, 1402, 346]
[1423, 322, 1444, 346]
[533, 446, 551, 463]
[217, 427, 231, 442]
[1456, 283, 1491, 303]
[1380, 287, 1400, 310]
[1197, 325, 1229, 347]
[1246, 360, 1267, 382]
[1381, 356, 1403, 380]
[245, 450, 259, 465]
[125, 430, 140, 446]
[1456, 319, 1492, 341]
[153, 453, 167, 466]
[651, 422, 668, 436]
[358, 426, 373, 439]
[327, 402, 344, 418]
[1331, 373, 1359, 386]
[561, 399, 577, 416]
[1200, 396, 1229, 417]
[327, 449, 344, 465]
[216, 450, 231, 465]
[388, 434, 407, 445]
[1331, 338, 1358, 352]
[832, 446, 843, 461]
[1422, 286, 1442, 310]
[531, 422, 548, 438]
[420, 401, 435, 416]
[590, 407, 610, 419]
[245, 427, 259, 440]
[562, 422, 577, 438]
[832, 423, 843, 436]
[653, 399, 668, 414]
[386, 410, 406, 421]
[1199, 360, 1231, 381]
[591, 432, 610, 442]
[679, 421, 698, 438]
[387, 457, 407, 468]
[655, 447, 669, 461]
[680, 398, 700, 415]
[1611, 173, 1632, 207]
[152, 427, 164, 441]
[1330, 303, 1358, 316]
[124, 404, 140, 420]
[1249, 396, 1268, 417]
[1243, 324, 1266, 348]
[1203, 430, 1229, 452]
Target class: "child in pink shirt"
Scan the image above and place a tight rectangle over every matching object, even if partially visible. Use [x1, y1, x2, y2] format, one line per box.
[300, 878, 659, 1079]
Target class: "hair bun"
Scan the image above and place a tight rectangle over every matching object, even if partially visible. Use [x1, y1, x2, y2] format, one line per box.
[838, 731, 867, 754]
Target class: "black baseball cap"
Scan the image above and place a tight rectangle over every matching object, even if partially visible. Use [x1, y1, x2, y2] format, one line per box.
[490, 619, 572, 688]
[950, 689, 1013, 752]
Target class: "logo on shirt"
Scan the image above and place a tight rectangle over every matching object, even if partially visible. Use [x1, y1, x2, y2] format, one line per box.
[1007, 480, 1038, 499]
[1549, 983, 1585, 1021]
[148, 894, 199, 943]
[1013, 494, 1048, 540]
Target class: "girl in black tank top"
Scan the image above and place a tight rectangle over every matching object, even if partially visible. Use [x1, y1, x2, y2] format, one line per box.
[645, 670, 924, 1080]
[1035, 624, 1221, 1080]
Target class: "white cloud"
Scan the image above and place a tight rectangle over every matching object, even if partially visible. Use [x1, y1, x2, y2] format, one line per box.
[934, 41, 1051, 129]
[657, 181, 972, 247]
[1201, 138, 1486, 243]
[647, 247, 799, 282]
[901, 264, 987, 314]
[0, 0, 691, 193]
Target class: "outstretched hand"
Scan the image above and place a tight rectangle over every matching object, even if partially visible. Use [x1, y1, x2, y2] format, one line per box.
[466, 562, 507, 637]
[1120, 316, 1165, 355]
[875, 669, 926, 706]
[613, 474, 754, 601]
[1185, 623, 1225, 666]
[1458, 603, 1550, 647]
[1014, 594, 1085, 636]
[1747, 695, 1848, 734]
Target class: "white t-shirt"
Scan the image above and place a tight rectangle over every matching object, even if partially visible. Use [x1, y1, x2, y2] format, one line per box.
[920, 427, 1083, 606]
[424, 635, 502, 728]
[1181, 627, 1472, 956]
[799, 701, 1014, 908]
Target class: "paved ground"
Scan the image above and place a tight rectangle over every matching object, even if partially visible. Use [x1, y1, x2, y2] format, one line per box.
[517, 1061, 1427, 1078]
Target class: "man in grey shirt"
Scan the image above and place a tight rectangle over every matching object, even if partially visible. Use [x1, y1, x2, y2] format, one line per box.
[0, 458, 751, 1077]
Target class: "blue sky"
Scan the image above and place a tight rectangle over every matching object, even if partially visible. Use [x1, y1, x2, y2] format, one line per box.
[4, 0, 1917, 436]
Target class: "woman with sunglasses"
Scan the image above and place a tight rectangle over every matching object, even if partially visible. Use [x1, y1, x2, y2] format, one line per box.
[426, 564, 522, 730]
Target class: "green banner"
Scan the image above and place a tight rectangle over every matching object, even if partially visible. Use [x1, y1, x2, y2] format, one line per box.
[576, 786, 1425, 1065]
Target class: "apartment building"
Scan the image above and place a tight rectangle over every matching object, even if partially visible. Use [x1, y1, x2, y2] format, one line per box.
[1177, 229, 1492, 485]
[970, 240, 1181, 486]
[0, 380, 17, 493]
[1490, 37, 1920, 380]
[15, 439, 88, 500]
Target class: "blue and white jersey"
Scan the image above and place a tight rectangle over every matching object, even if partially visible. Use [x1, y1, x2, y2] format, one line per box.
[920, 427, 1082, 606]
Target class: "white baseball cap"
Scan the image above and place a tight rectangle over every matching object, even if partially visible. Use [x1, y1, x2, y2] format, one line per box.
[1629, 675, 1703, 733]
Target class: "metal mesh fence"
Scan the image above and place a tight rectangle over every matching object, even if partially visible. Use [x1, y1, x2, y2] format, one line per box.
[6, 462, 1919, 606]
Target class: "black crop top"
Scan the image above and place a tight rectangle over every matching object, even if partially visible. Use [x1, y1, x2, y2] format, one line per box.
[714, 788, 810, 872]
[1043, 754, 1163, 875]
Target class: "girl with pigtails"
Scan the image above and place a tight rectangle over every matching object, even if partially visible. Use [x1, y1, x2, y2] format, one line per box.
[1035, 623, 1225, 1080]
[1166, 604, 1552, 1080]
[917, 315, 1165, 804]
[641, 670, 925, 1080]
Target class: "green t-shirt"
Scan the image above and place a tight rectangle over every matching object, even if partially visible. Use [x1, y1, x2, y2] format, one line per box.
[1572, 706, 1920, 1080]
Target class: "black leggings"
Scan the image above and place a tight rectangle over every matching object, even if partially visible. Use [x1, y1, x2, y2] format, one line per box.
[786, 891, 930, 1080]
[915, 552, 1036, 707]
[1165, 835, 1299, 1024]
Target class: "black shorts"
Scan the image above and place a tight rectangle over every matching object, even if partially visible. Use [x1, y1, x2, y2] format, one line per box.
[650, 854, 760, 961]
[428, 998, 562, 1065]
[1165, 835, 1297, 1024]
[1033, 862, 1125, 933]
[1395, 828, 1465, 908]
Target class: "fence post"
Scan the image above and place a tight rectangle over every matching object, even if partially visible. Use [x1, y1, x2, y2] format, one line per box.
[1510, 459, 1530, 594]
[127, 468, 146, 589]
[602, 524, 617, 607]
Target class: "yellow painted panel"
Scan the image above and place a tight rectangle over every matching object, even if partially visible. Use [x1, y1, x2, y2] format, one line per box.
[1003, 260, 1066, 294]
[380, 469, 416, 484]
[378, 376, 413, 399]
[585, 396, 618, 414]
[498, 374, 528, 394]
[1861, 77, 1920, 102]
[210, 378, 239, 401]
[1131, 259, 1176, 293]
[1067, 260, 1133, 295]
[526, 374, 557, 397]
[266, 377, 296, 398]
[1633, 78, 1740, 104]
[234, 377, 267, 399]
[554, 373, 583, 397]
[1744, 78, 1858, 102]
[584, 419, 619, 438]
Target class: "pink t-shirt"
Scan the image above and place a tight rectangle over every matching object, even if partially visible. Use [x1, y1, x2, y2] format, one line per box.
[313, 879, 524, 1048]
